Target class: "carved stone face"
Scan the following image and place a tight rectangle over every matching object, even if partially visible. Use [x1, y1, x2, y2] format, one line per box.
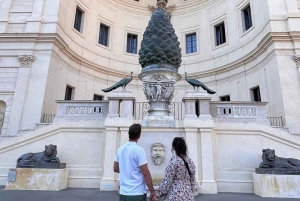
[151, 143, 165, 165]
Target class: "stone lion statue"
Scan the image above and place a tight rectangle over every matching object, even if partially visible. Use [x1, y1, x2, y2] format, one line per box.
[259, 148, 300, 169]
[16, 144, 60, 168]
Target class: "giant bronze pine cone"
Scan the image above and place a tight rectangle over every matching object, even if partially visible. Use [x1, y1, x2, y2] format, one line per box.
[139, 8, 182, 68]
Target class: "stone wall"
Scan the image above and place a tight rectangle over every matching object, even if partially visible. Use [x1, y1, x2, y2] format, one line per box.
[0, 121, 106, 188]
[0, 110, 299, 193]
[213, 123, 300, 192]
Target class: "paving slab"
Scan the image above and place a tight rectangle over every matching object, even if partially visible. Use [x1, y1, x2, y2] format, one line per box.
[0, 186, 298, 201]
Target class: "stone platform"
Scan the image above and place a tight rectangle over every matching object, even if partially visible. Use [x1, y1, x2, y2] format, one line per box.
[253, 173, 300, 198]
[5, 168, 69, 191]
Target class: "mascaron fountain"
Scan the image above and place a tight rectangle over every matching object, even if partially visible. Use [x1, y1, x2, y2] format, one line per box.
[138, 1, 181, 127]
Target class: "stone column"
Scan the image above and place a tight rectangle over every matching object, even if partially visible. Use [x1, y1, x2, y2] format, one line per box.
[100, 127, 119, 191]
[119, 127, 129, 148]
[183, 99, 197, 119]
[6, 55, 34, 136]
[199, 128, 217, 194]
[100, 91, 135, 191]
[120, 97, 135, 119]
[0, 0, 12, 33]
[183, 90, 217, 194]
[198, 97, 212, 119]
[107, 99, 120, 118]
[184, 128, 200, 184]
[294, 55, 300, 78]
[26, 0, 45, 33]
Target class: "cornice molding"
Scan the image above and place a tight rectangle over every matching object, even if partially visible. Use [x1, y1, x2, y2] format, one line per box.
[0, 31, 299, 81]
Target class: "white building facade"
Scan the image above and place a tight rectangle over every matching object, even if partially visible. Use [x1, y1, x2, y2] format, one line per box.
[0, 0, 299, 135]
[0, 0, 299, 136]
[0, 0, 300, 194]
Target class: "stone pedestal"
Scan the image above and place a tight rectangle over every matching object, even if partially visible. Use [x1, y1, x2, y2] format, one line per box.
[5, 168, 68, 191]
[253, 173, 300, 198]
[138, 64, 181, 127]
[183, 90, 217, 194]
[106, 91, 135, 119]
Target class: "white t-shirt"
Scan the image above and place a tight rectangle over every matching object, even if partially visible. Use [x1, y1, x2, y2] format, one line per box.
[115, 141, 147, 195]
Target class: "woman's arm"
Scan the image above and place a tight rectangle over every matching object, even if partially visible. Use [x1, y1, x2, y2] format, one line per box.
[156, 158, 176, 197]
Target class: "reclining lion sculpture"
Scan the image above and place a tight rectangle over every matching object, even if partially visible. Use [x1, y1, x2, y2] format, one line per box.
[259, 148, 300, 169]
[16, 144, 60, 168]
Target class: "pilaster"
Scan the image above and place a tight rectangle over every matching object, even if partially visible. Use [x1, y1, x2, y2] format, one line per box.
[294, 55, 300, 78]
[25, 0, 45, 33]
[6, 55, 34, 136]
[183, 90, 217, 194]
[101, 91, 135, 191]
[100, 127, 119, 191]
[0, 0, 12, 33]
[184, 128, 200, 187]
[199, 128, 217, 194]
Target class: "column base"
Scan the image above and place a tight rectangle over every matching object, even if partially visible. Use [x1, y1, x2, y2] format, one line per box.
[100, 178, 119, 191]
[199, 181, 217, 194]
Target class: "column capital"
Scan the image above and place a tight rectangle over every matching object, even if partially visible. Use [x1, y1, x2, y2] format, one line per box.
[19, 54, 35, 66]
[294, 55, 300, 67]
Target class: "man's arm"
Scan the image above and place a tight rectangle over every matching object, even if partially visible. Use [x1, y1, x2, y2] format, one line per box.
[114, 161, 120, 173]
[140, 164, 155, 199]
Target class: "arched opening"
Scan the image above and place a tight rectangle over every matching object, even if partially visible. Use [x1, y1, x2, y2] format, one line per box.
[0, 101, 6, 135]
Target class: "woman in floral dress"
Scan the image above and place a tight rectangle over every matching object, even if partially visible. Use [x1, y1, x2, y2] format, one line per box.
[152, 137, 196, 201]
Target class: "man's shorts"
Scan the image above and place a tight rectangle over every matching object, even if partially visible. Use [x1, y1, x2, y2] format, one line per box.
[119, 194, 147, 201]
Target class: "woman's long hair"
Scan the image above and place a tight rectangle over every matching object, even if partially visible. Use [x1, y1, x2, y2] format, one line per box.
[172, 137, 192, 176]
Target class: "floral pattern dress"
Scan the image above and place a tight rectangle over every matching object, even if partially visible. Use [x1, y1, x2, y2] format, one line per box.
[156, 155, 196, 201]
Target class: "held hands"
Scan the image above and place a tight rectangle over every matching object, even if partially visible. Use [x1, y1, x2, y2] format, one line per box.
[152, 195, 159, 201]
[150, 192, 159, 201]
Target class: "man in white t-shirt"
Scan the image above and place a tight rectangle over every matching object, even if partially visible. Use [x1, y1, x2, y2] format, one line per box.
[114, 124, 155, 201]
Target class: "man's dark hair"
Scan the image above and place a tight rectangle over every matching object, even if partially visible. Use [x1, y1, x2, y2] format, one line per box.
[129, 124, 142, 140]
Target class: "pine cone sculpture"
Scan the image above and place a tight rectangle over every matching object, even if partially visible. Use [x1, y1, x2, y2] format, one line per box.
[139, 8, 182, 69]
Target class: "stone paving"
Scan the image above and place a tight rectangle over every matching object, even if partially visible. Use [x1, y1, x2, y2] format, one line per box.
[0, 186, 298, 201]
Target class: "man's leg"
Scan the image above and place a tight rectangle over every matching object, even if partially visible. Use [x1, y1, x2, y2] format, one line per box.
[119, 194, 147, 201]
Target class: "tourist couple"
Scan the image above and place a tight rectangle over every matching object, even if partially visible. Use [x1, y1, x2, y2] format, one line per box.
[114, 124, 196, 201]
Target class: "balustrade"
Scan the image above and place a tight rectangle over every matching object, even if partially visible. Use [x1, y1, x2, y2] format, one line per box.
[54, 100, 109, 122]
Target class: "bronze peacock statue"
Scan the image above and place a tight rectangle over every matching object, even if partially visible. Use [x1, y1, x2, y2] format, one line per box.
[185, 72, 216, 94]
[102, 72, 133, 93]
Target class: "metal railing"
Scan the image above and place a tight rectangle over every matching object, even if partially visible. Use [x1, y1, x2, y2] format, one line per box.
[267, 116, 283, 128]
[134, 102, 185, 120]
[42, 113, 55, 124]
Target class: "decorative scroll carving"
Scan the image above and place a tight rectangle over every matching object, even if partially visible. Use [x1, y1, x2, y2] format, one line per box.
[151, 143, 165, 165]
[294, 55, 300, 67]
[217, 106, 256, 117]
[67, 106, 103, 114]
[19, 54, 35, 66]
